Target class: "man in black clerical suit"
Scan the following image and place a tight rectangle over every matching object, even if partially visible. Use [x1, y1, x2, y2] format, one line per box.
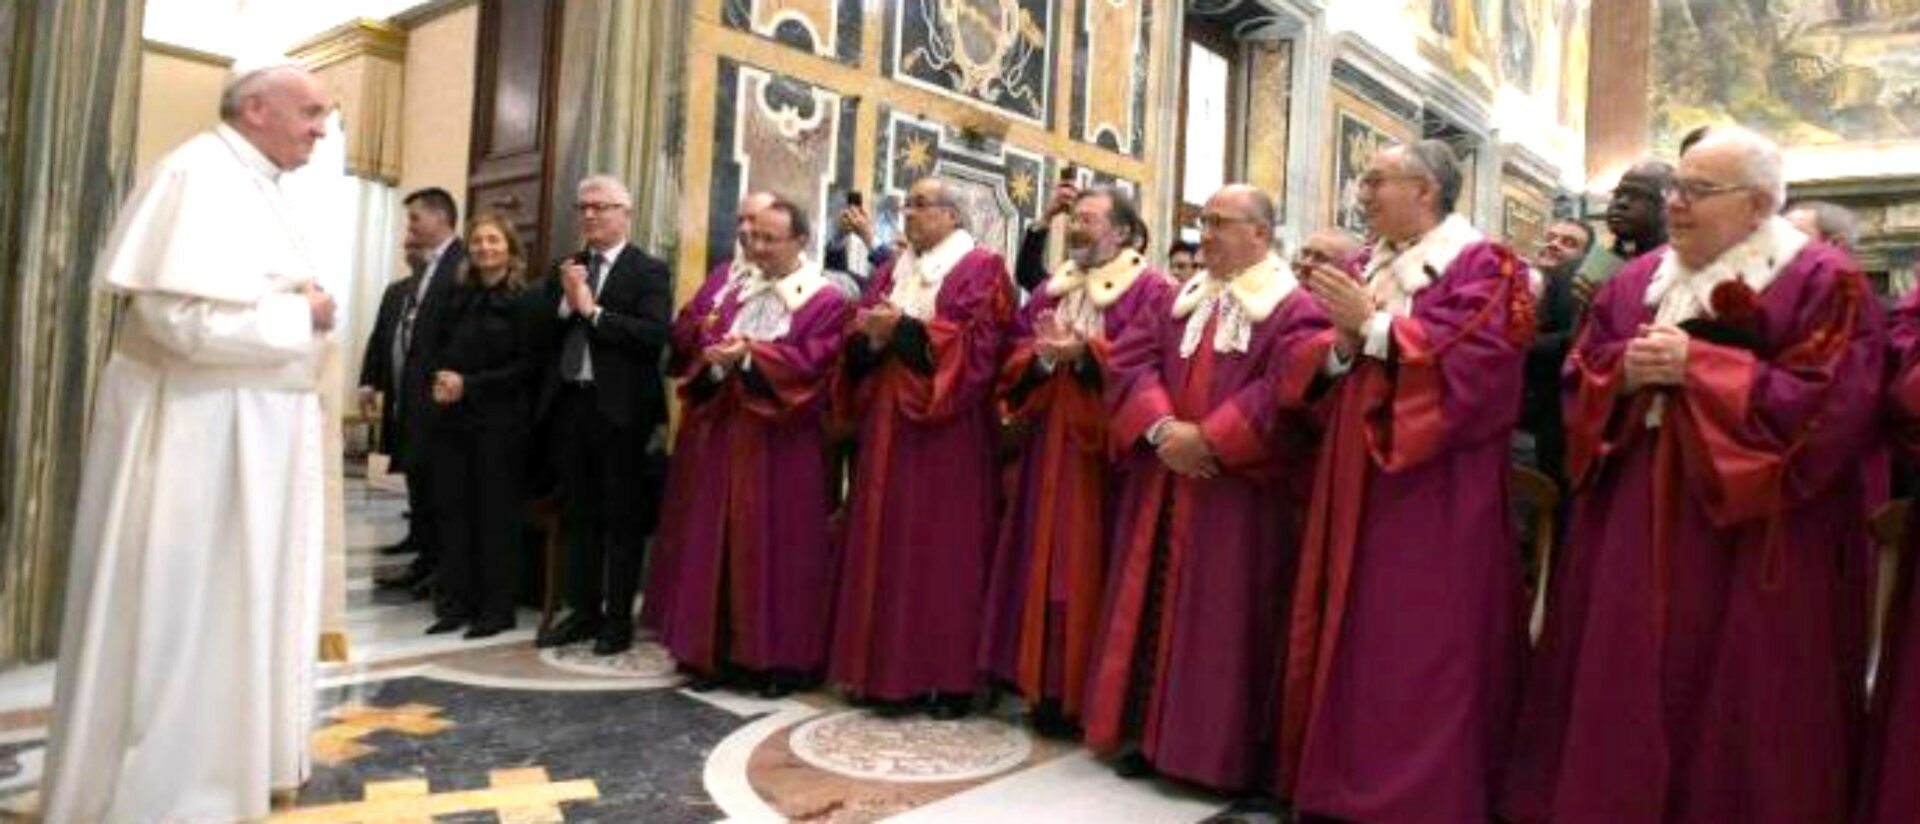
[534, 174, 673, 656]
[371, 187, 465, 594]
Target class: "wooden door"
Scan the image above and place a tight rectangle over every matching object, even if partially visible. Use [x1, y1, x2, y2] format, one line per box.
[467, 0, 564, 265]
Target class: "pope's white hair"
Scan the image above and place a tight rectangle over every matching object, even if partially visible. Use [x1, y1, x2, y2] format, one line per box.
[1692, 125, 1786, 213]
[218, 64, 305, 121]
[577, 175, 632, 207]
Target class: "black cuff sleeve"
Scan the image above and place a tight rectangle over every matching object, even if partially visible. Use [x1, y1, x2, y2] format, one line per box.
[738, 361, 777, 399]
[892, 317, 935, 375]
[1003, 358, 1051, 408]
[1069, 352, 1103, 392]
[1677, 317, 1764, 354]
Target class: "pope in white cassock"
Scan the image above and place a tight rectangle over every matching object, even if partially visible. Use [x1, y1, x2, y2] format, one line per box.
[39, 65, 338, 822]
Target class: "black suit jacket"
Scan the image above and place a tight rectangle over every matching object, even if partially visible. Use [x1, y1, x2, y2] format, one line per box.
[395, 240, 467, 467]
[536, 244, 673, 432]
[359, 273, 417, 456]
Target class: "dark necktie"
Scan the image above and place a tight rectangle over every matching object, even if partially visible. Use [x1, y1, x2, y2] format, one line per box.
[561, 253, 606, 381]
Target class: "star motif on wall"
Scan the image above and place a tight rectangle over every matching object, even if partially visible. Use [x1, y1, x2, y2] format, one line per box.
[1008, 169, 1036, 208]
[901, 135, 935, 172]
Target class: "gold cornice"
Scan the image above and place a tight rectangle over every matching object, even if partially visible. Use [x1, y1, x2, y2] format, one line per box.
[143, 39, 234, 69]
[390, 0, 479, 31]
[288, 18, 407, 72]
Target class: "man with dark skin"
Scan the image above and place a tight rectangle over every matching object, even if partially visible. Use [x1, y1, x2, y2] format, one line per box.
[1575, 159, 1673, 300]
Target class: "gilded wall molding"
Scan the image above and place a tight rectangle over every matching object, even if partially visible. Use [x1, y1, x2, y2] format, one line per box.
[143, 38, 233, 68]
[290, 19, 406, 185]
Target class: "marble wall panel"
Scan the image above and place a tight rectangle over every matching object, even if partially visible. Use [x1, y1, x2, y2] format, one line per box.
[1072, 0, 1150, 156]
[705, 59, 860, 270]
[888, 0, 1057, 125]
[1246, 40, 1293, 221]
[876, 109, 1046, 261]
[723, 0, 864, 64]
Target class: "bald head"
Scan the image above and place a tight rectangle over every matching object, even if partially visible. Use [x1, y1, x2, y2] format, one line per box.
[1200, 184, 1276, 275]
[1301, 228, 1363, 270]
[221, 66, 330, 171]
[904, 177, 963, 252]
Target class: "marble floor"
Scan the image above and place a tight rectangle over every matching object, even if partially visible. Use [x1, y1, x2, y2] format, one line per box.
[0, 477, 1272, 823]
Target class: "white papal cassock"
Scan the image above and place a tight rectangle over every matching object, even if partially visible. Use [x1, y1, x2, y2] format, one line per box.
[41, 123, 329, 823]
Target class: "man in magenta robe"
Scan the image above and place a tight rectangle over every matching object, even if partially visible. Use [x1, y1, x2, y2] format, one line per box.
[1284, 140, 1533, 823]
[1860, 287, 1920, 824]
[980, 187, 1175, 737]
[639, 191, 774, 640]
[829, 176, 1013, 719]
[644, 197, 850, 696]
[1501, 126, 1884, 824]
[1081, 184, 1329, 793]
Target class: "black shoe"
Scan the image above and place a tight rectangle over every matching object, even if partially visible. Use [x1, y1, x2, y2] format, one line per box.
[375, 565, 431, 592]
[536, 611, 602, 648]
[1113, 749, 1157, 779]
[757, 679, 795, 699]
[871, 699, 914, 719]
[928, 693, 972, 721]
[592, 623, 634, 656]
[425, 616, 466, 635]
[463, 617, 515, 639]
[378, 539, 414, 557]
[1029, 700, 1079, 739]
[685, 673, 729, 692]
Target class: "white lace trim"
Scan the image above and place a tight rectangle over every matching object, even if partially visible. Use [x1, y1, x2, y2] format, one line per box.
[1362, 213, 1483, 316]
[887, 229, 976, 321]
[1645, 216, 1809, 327]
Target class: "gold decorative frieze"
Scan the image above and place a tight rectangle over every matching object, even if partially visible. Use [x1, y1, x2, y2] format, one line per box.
[289, 19, 407, 185]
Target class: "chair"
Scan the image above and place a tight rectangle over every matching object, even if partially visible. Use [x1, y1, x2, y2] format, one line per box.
[1511, 464, 1560, 644]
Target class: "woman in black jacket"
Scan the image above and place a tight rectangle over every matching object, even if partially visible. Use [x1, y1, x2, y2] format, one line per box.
[425, 213, 540, 638]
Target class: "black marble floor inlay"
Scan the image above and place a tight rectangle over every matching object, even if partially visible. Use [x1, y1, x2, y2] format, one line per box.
[301, 676, 757, 822]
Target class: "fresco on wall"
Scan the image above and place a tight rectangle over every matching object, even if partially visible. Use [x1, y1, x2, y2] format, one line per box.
[1502, 0, 1537, 91]
[705, 60, 859, 270]
[890, 0, 1056, 124]
[1554, 0, 1589, 132]
[1653, 0, 1920, 149]
[1334, 110, 1395, 235]
[877, 110, 1046, 261]
[723, 0, 864, 64]
[1071, 0, 1151, 156]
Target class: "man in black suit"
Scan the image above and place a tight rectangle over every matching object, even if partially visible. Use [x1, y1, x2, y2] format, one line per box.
[534, 175, 673, 656]
[372, 187, 465, 593]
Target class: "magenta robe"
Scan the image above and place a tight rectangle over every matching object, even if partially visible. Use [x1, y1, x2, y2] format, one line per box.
[1860, 288, 1920, 824]
[640, 261, 739, 635]
[643, 272, 851, 677]
[827, 249, 1014, 700]
[1500, 243, 1884, 824]
[1282, 243, 1534, 822]
[1079, 285, 1330, 793]
[978, 270, 1176, 718]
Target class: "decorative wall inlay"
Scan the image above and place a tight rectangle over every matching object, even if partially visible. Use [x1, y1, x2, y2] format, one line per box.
[1331, 59, 1423, 124]
[889, 0, 1057, 125]
[705, 59, 860, 269]
[1333, 110, 1395, 234]
[1072, 0, 1151, 155]
[879, 109, 1046, 261]
[722, 0, 864, 65]
[788, 710, 1034, 783]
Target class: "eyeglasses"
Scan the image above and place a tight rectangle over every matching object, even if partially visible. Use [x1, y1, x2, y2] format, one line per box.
[1666, 178, 1749, 205]
[903, 197, 953, 211]
[1356, 172, 1425, 191]
[576, 201, 627, 215]
[1198, 212, 1259, 231]
[743, 230, 801, 244]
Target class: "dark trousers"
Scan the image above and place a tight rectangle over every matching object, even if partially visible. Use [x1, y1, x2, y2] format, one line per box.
[557, 385, 654, 626]
[432, 424, 523, 624]
[399, 407, 440, 573]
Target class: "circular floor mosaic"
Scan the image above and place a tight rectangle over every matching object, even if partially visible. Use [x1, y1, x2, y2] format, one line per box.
[538, 639, 682, 682]
[788, 710, 1033, 783]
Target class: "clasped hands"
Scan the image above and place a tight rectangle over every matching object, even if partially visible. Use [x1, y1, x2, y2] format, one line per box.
[430, 370, 464, 405]
[560, 260, 598, 317]
[1298, 261, 1371, 358]
[855, 302, 904, 350]
[1032, 312, 1087, 365]
[702, 336, 749, 371]
[1623, 324, 1689, 392]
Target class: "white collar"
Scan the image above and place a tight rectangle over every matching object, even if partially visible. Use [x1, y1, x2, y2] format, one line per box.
[743, 255, 832, 311]
[589, 240, 628, 263]
[1172, 252, 1297, 322]
[214, 123, 282, 181]
[1044, 249, 1149, 310]
[1364, 213, 1484, 302]
[904, 229, 976, 286]
[727, 243, 760, 282]
[1645, 215, 1809, 324]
